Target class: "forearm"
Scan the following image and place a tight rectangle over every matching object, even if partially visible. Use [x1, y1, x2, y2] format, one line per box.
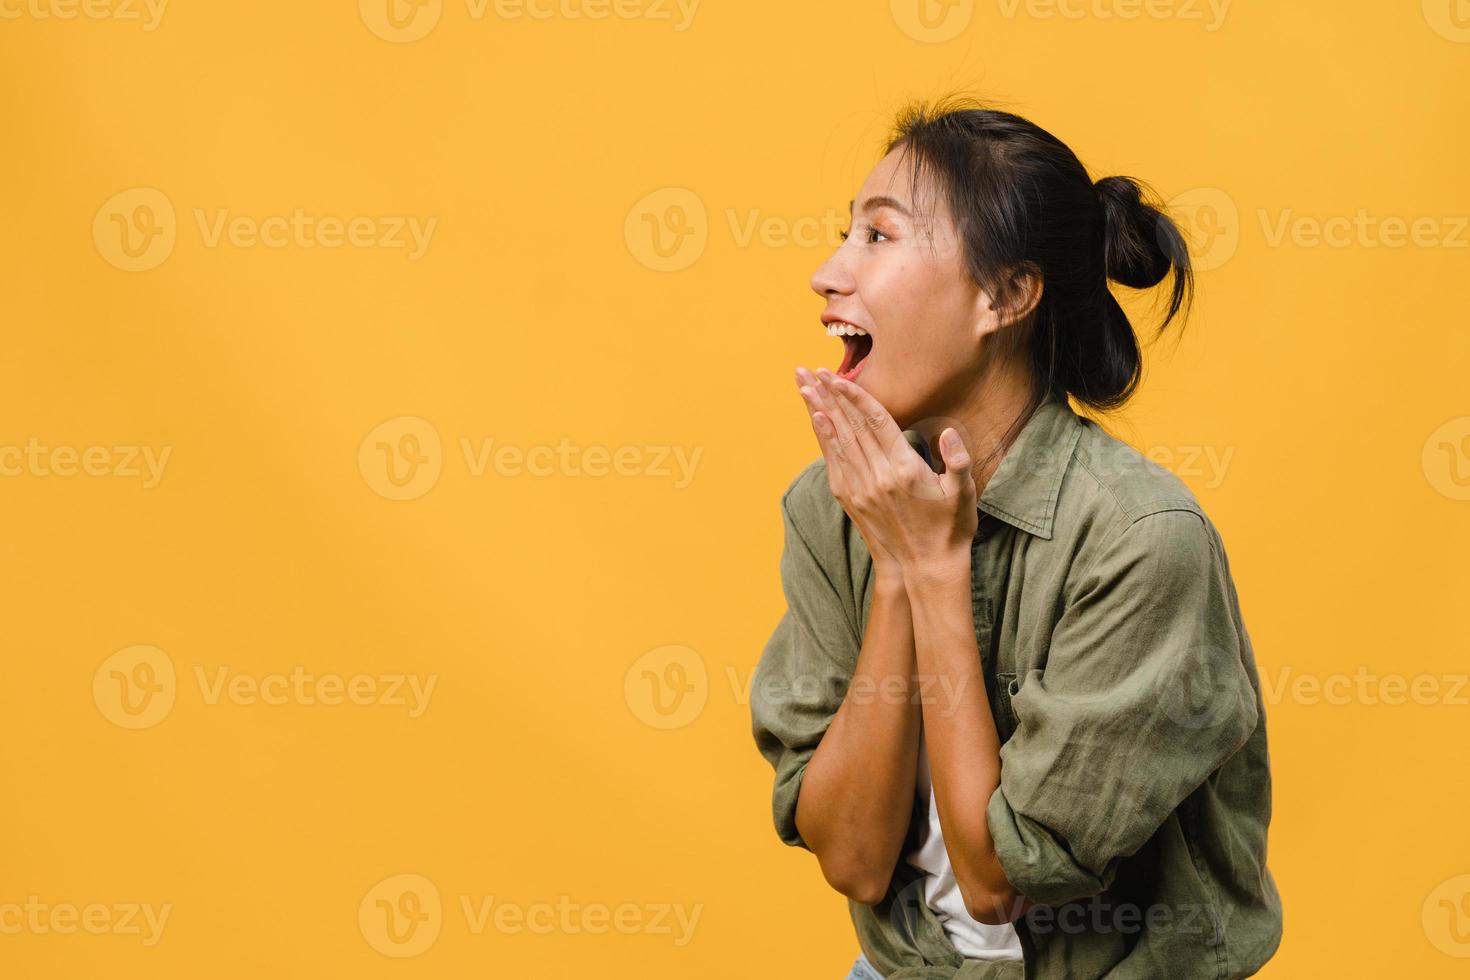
[795, 578, 921, 904]
[905, 559, 1029, 923]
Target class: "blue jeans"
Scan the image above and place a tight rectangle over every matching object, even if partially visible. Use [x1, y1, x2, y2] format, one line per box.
[845, 951, 885, 979]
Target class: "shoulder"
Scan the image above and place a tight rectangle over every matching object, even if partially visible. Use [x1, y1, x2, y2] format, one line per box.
[778, 455, 852, 559]
[1068, 419, 1204, 524]
[1058, 419, 1226, 572]
[1058, 419, 1211, 533]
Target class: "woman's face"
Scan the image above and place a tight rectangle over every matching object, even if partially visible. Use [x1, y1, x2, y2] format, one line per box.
[810, 148, 1003, 430]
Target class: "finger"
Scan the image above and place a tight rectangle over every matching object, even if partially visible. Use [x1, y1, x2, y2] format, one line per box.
[820, 374, 936, 502]
[938, 427, 977, 502]
[797, 384, 851, 490]
[826, 375, 910, 459]
[814, 369, 889, 478]
[820, 373, 908, 476]
[794, 368, 835, 433]
[813, 368, 866, 432]
[794, 371, 823, 425]
[807, 376, 869, 488]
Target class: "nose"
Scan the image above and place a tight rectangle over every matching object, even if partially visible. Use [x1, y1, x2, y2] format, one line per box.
[810, 242, 853, 300]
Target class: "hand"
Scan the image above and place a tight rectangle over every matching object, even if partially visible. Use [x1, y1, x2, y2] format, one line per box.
[795, 366, 978, 579]
[795, 367, 907, 586]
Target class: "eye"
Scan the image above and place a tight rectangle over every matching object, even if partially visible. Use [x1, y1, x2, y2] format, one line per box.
[837, 225, 890, 243]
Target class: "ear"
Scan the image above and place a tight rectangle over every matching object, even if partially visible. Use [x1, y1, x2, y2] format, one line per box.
[977, 262, 1044, 332]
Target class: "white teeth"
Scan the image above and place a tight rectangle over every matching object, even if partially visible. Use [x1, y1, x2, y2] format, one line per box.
[824, 321, 869, 337]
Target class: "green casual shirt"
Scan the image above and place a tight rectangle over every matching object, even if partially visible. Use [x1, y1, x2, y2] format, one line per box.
[750, 393, 1283, 979]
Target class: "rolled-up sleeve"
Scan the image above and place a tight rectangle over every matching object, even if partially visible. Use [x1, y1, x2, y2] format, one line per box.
[749, 468, 860, 851]
[987, 507, 1260, 907]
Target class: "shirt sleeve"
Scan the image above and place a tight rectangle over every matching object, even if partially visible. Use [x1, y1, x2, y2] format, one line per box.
[986, 507, 1260, 907]
[749, 467, 862, 851]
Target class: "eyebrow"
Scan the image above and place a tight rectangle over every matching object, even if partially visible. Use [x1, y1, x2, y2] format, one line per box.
[848, 195, 912, 217]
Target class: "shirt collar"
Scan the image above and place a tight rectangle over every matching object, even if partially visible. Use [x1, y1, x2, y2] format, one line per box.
[975, 392, 1084, 541]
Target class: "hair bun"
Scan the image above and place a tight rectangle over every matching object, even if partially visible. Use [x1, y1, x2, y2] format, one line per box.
[1094, 175, 1184, 290]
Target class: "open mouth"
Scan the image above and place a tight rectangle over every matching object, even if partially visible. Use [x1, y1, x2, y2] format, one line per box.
[827, 322, 874, 381]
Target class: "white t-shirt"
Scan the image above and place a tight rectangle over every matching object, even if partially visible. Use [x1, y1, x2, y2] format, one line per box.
[904, 726, 1024, 960]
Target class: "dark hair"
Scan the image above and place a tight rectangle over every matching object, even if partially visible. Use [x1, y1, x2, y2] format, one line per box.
[883, 95, 1193, 418]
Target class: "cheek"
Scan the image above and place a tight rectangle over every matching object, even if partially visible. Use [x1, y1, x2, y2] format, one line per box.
[857, 251, 937, 325]
[859, 253, 960, 347]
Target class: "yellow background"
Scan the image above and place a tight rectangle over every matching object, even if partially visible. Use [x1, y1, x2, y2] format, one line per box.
[2, 0, 1468, 976]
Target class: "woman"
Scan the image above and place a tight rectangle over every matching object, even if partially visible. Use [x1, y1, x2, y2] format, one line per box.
[749, 97, 1282, 979]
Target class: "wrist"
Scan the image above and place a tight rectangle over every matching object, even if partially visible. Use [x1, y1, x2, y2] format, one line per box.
[900, 551, 971, 589]
[872, 563, 907, 594]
